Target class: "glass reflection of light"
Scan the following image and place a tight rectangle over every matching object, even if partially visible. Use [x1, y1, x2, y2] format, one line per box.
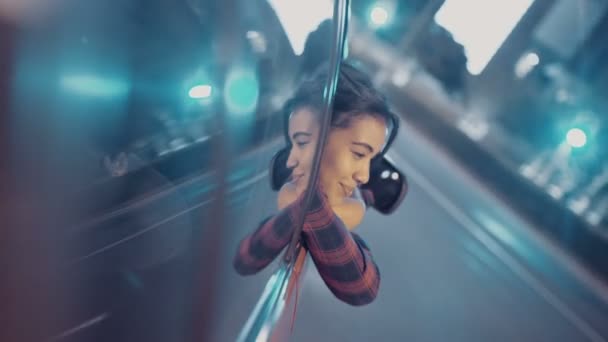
[514, 51, 540, 78]
[60, 74, 129, 97]
[246, 31, 267, 54]
[391, 67, 411, 87]
[473, 211, 519, 253]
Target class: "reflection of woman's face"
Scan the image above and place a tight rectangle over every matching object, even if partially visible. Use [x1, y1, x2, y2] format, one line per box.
[286, 107, 387, 205]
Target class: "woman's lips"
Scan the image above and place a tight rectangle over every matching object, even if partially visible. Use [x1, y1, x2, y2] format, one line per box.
[292, 174, 304, 184]
[340, 183, 354, 197]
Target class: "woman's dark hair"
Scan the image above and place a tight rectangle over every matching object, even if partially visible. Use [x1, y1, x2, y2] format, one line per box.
[298, 20, 334, 79]
[286, 62, 394, 131]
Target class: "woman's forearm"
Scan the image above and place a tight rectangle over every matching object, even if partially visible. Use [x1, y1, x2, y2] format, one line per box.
[234, 186, 381, 306]
[300, 186, 380, 305]
[233, 198, 303, 275]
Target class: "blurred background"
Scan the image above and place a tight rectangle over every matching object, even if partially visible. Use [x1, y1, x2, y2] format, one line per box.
[1, 0, 608, 341]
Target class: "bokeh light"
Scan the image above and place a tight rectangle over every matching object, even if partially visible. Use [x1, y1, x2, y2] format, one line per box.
[566, 128, 587, 148]
[189, 84, 213, 99]
[224, 68, 259, 115]
[369, 5, 390, 27]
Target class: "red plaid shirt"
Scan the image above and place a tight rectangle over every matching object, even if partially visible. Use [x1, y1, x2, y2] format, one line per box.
[234, 186, 380, 306]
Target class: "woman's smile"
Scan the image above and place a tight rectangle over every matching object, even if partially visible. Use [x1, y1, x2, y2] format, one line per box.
[291, 173, 304, 185]
[340, 183, 354, 197]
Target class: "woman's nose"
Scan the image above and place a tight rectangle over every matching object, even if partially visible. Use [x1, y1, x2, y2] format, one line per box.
[286, 148, 298, 169]
[354, 162, 370, 185]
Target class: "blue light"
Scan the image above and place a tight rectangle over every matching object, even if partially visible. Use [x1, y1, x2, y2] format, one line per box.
[224, 69, 259, 115]
[60, 74, 129, 97]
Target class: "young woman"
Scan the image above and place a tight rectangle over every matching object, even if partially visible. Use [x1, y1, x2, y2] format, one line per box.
[234, 63, 393, 306]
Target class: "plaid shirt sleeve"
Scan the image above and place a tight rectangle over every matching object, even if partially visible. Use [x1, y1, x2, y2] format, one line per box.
[300, 185, 380, 306]
[233, 196, 304, 275]
[233, 185, 380, 306]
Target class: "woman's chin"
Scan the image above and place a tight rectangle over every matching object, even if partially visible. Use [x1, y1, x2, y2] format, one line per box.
[326, 190, 347, 206]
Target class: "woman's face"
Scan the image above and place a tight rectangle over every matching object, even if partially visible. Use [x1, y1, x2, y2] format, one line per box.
[286, 107, 387, 205]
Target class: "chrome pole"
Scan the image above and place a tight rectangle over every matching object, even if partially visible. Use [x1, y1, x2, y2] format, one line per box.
[283, 0, 351, 264]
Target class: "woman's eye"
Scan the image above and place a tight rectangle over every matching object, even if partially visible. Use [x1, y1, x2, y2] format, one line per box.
[352, 151, 365, 160]
[296, 141, 308, 147]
